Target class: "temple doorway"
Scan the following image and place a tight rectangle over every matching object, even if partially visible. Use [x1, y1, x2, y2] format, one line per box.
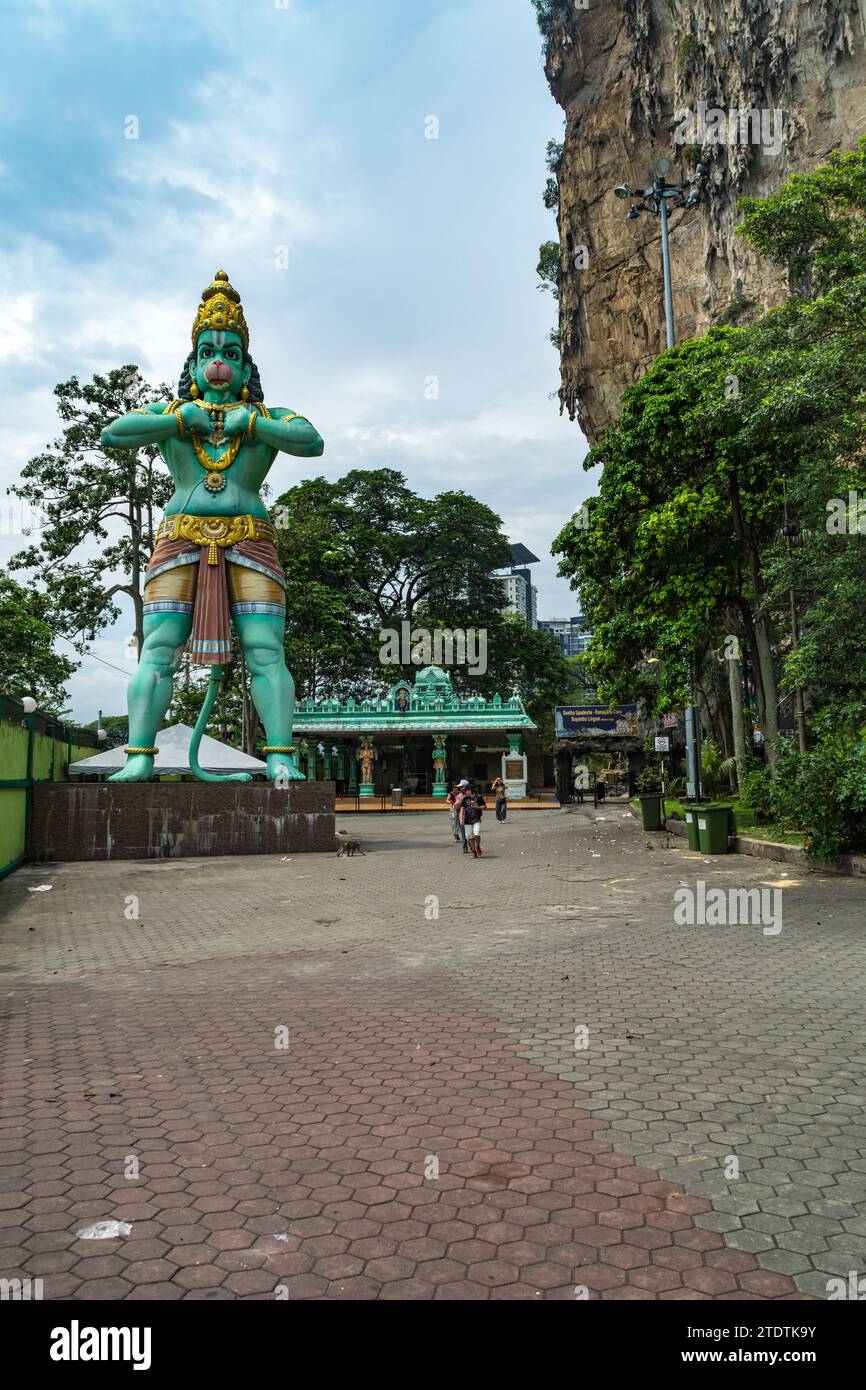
[374, 739, 434, 796]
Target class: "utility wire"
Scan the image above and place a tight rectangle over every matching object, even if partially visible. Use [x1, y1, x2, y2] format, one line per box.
[56, 634, 133, 678]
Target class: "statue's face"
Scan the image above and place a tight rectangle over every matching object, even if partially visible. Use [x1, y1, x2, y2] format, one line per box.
[190, 329, 251, 398]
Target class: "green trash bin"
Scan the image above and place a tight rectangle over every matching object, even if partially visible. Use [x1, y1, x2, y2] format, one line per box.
[639, 793, 663, 832]
[697, 803, 731, 855]
[683, 806, 701, 851]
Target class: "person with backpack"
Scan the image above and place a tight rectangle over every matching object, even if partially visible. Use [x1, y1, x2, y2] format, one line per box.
[460, 786, 487, 857]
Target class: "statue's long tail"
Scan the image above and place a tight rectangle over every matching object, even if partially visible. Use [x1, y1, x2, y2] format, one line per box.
[189, 665, 252, 783]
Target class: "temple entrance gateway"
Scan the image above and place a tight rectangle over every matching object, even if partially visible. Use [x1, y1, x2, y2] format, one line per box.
[553, 702, 684, 803]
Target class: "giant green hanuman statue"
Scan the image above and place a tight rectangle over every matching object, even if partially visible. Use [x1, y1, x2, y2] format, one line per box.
[101, 270, 324, 784]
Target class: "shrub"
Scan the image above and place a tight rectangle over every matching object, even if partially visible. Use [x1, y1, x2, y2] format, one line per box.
[701, 738, 736, 799]
[636, 763, 663, 792]
[738, 766, 774, 822]
[768, 723, 866, 861]
[677, 34, 699, 68]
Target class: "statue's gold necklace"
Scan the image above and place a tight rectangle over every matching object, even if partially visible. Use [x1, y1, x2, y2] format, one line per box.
[192, 413, 243, 494]
[183, 400, 270, 495]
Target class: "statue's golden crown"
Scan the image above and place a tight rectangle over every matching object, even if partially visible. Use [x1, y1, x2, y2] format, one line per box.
[191, 269, 249, 352]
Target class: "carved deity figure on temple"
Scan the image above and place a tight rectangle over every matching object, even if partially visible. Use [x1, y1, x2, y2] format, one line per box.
[358, 738, 375, 786]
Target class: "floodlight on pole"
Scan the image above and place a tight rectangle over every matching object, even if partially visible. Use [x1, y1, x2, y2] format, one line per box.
[614, 161, 704, 344]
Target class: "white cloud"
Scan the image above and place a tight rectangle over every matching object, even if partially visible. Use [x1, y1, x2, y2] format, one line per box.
[0, 294, 38, 363]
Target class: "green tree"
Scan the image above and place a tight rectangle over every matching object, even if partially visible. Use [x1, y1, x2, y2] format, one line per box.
[553, 328, 782, 759]
[542, 138, 563, 210]
[0, 569, 77, 711]
[735, 141, 866, 713]
[738, 135, 866, 296]
[83, 713, 128, 748]
[273, 469, 573, 715]
[8, 366, 173, 657]
[474, 614, 569, 731]
[536, 240, 561, 298]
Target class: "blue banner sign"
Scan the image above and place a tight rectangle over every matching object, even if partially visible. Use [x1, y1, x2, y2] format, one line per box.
[555, 704, 639, 737]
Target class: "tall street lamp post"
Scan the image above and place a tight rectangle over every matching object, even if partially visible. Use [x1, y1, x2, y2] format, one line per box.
[614, 158, 705, 797]
[614, 158, 704, 347]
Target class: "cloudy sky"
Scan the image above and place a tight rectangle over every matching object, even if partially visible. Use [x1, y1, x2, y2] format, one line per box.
[2, 0, 594, 722]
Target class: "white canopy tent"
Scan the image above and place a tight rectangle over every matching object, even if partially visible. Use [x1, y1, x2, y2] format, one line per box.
[68, 723, 267, 777]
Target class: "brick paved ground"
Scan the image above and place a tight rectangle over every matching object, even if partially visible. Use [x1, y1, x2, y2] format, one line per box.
[1, 805, 863, 1300]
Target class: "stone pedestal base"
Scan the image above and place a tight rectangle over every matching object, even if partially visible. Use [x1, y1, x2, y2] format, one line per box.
[29, 782, 335, 862]
[503, 751, 528, 801]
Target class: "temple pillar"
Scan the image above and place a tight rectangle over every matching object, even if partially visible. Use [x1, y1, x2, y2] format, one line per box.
[348, 741, 359, 795]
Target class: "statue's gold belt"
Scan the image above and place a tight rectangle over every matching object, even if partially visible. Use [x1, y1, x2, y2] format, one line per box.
[157, 514, 278, 565]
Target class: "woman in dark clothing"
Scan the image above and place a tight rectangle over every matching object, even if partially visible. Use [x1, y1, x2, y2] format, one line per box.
[491, 777, 507, 823]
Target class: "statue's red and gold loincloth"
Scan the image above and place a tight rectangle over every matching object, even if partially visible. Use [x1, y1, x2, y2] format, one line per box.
[143, 514, 286, 665]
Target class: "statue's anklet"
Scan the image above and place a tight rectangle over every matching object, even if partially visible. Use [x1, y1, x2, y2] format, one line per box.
[262, 745, 296, 754]
[124, 746, 159, 756]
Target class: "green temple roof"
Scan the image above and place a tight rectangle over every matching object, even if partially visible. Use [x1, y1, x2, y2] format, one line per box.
[292, 666, 535, 736]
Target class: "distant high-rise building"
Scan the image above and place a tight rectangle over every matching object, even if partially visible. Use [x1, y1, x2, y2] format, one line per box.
[499, 572, 528, 617]
[569, 613, 592, 656]
[538, 613, 592, 656]
[496, 543, 540, 629]
[538, 619, 570, 656]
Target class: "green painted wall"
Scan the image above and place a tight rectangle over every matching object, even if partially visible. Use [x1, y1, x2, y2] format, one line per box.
[0, 788, 26, 876]
[0, 715, 96, 877]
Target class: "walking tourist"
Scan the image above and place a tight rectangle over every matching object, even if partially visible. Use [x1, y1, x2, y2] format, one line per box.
[453, 779, 471, 851]
[491, 776, 508, 822]
[461, 786, 487, 857]
[447, 783, 462, 843]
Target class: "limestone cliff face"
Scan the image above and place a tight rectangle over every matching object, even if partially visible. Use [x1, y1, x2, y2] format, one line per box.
[540, 0, 866, 441]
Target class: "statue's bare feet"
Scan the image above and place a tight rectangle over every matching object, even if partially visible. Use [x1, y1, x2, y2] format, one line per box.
[268, 753, 305, 782]
[109, 755, 155, 782]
